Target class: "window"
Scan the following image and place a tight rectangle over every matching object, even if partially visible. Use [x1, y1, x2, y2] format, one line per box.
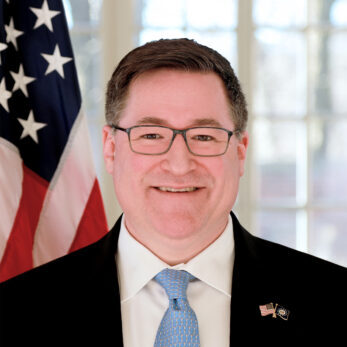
[252, 0, 347, 267]
[139, 0, 238, 68]
[138, 0, 347, 267]
[65, 0, 347, 266]
[63, 0, 102, 119]
[63, 0, 103, 168]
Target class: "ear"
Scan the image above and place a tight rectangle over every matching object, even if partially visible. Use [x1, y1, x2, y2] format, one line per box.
[237, 131, 249, 177]
[102, 125, 116, 174]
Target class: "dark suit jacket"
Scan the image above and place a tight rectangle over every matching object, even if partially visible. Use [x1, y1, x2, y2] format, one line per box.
[0, 212, 346, 346]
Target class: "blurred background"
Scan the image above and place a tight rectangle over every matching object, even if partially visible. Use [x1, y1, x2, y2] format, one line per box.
[63, 0, 347, 267]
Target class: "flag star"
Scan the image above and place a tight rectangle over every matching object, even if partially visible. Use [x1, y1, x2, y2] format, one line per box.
[10, 64, 36, 97]
[30, 0, 60, 32]
[41, 44, 72, 78]
[17, 111, 47, 143]
[0, 42, 7, 52]
[5, 18, 24, 50]
[0, 42, 7, 65]
[0, 78, 12, 112]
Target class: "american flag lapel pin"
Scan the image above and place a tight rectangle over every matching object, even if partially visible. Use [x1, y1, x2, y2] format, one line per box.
[259, 303, 276, 318]
[259, 303, 290, 320]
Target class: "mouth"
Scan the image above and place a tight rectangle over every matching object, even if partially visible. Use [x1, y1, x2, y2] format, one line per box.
[154, 186, 200, 193]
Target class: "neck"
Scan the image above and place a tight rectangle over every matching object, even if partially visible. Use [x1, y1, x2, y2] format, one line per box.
[124, 217, 228, 265]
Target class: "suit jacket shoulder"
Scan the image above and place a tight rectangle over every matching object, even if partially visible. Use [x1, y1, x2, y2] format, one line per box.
[1, 213, 346, 345]
[230, 211, 347, 344]
[0, 217, 123, 345]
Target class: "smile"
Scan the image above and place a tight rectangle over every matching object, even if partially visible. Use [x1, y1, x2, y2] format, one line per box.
[156, 187, 198, 193]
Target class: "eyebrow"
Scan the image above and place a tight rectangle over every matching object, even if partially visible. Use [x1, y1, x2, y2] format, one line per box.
[136, 116, 223, 128]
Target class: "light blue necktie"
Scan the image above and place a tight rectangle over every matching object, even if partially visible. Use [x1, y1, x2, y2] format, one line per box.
[154, 268, 200, 347]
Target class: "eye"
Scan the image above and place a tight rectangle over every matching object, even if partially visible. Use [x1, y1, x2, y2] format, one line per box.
[141, 133, 162, 140]
[193, 134, 214, 141]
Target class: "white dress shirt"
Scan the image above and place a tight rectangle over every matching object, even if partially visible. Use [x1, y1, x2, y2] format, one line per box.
[116, 215, 235, 347]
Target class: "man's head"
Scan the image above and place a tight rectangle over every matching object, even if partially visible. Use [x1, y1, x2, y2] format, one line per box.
[103, 38, 249, 264]
[105, 38, 247, 134]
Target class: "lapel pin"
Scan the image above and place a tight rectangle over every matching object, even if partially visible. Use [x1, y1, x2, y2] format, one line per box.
[275, 304, 290, 320]
[259, 303, 290, 320]
[259, 303, 276, 318]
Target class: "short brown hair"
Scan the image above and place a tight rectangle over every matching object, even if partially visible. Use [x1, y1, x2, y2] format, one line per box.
[105, 38, 248, 132]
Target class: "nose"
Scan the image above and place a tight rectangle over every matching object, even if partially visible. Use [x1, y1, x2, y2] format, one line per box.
[160, 133, 197, 175]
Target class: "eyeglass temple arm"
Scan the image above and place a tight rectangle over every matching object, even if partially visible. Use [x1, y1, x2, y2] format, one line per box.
[111, 125, 127, 132]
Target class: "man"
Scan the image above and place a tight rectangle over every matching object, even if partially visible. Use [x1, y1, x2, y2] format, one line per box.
[0, 38, 346, 346]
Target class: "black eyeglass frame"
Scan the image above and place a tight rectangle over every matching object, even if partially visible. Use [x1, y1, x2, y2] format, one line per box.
[111, 124, 238, 157]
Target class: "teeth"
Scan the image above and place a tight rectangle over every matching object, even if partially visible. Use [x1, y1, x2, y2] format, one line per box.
[157, 187, 198, 192]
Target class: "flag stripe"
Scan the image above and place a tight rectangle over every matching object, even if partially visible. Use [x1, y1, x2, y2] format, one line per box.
[0, 165, 48, 282]
[0, 0, 108, 281]
[0, 139, 23, 261]
[69, 179, 107, 253]
[32, 111, 100, 267]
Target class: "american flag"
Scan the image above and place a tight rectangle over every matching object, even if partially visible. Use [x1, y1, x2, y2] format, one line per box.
[0, 0, 108, 282]
[259, 303, 275, 317]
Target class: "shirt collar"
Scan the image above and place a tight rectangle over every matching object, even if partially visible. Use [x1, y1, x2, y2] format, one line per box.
[116, 215, 234, 302]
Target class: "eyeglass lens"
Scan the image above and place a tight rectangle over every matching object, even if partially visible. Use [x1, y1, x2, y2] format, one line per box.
[129, 126, 229, 156]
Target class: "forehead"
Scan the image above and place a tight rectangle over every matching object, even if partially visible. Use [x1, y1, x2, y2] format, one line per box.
[120, 69, 234, 128]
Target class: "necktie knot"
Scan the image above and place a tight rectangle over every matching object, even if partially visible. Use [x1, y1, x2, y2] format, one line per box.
[154, 269, 200, 346]
[154, 268, 195, 301]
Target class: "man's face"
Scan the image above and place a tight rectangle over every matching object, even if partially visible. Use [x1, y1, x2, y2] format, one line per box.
[103, 69, 248, 258]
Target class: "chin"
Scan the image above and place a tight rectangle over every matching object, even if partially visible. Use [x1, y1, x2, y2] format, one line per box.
[150, 211, 202, 240]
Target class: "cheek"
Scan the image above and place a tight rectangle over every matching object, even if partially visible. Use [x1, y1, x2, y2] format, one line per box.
[217, 160, 241, 211]
[112, 156, 140, 212]
[216, 152, 240, 177]
[113, 152, 156, 192]
[213, 154, 241, 193]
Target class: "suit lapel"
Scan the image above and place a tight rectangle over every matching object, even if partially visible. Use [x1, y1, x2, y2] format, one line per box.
[108, 213, 268, 343]
[90, 215, 124, 343]
[229, 211, 265, 329]
[229, 211, 300, 343]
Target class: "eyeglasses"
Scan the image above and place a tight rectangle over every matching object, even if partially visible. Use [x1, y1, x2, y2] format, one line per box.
[111, 124, 238, 157]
